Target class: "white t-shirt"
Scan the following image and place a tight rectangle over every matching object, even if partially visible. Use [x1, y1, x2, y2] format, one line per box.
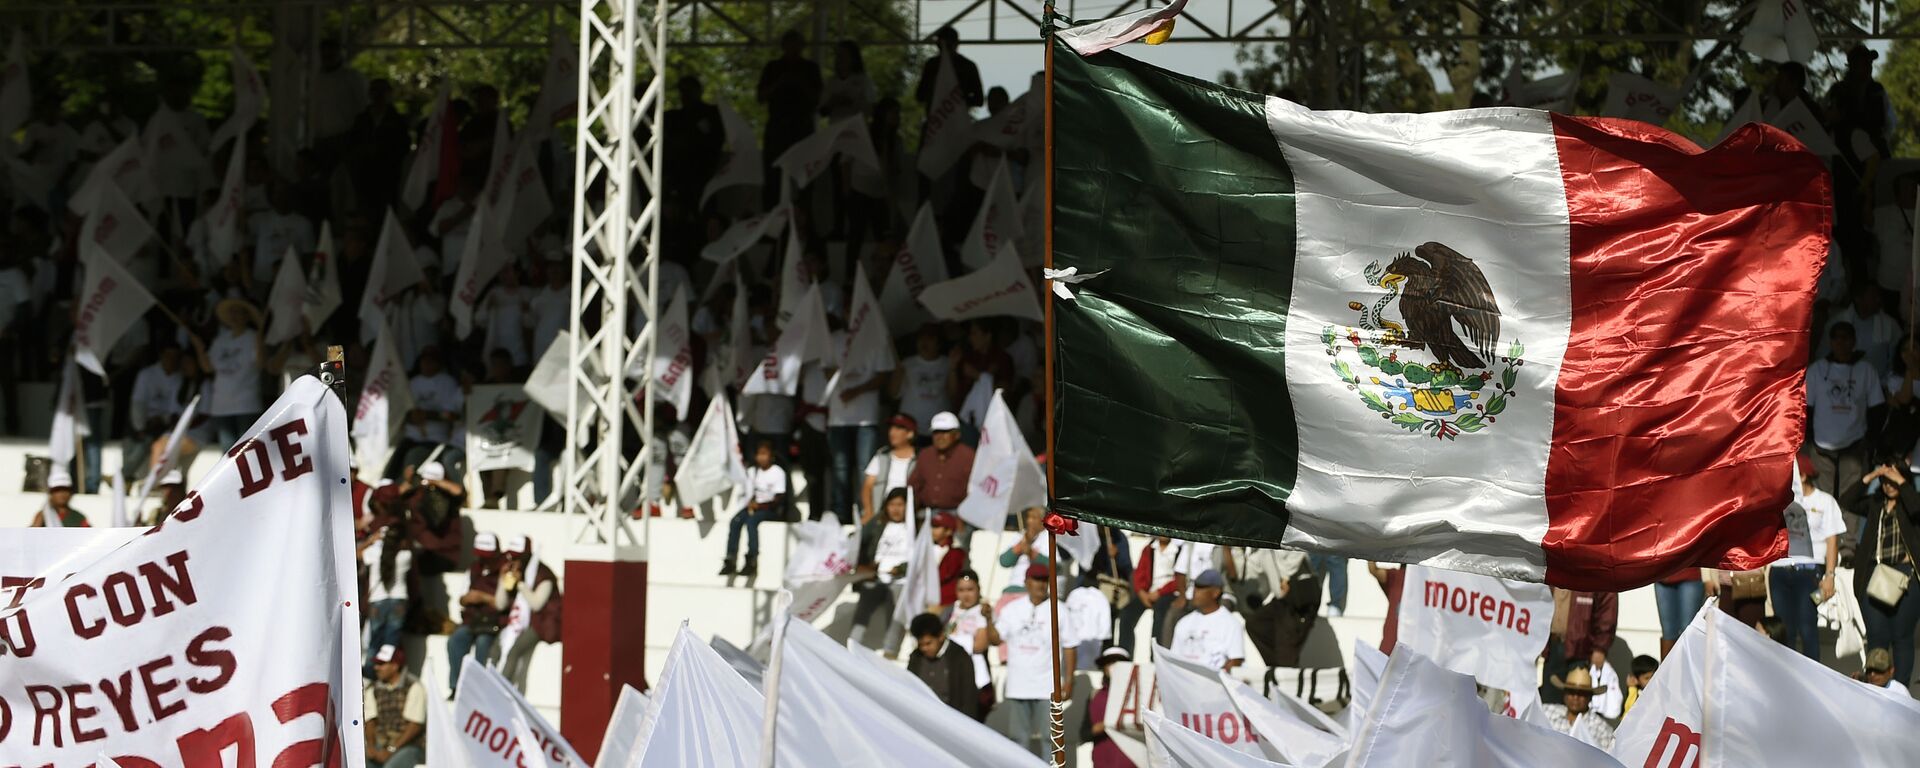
[995, 596, 1075, 701]
[1823, 307, 1902, 378]
[746, 465, 787, 506]
[1807, 358, 1884, 450]
[1783, 487, 1850, 565]
[1066, 586, 1112, 646]
[947, 602, 992, 687]
[207, 328, 261, 417]
[1169, 606, 1246, 671]
[528, 286, 569, 360]
[864, 449, 914, 495]
[1149, 541, 1185, 594]
[363, 539, 413, 603]
[1588, 661, 1624, 720]
[481, 285, 530, 367]
[874, 521, 911, 583]
[408, 372, 464, 444]
[897, 355, 950, 434]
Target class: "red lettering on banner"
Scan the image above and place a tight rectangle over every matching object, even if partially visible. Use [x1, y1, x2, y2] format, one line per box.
[99, 670, 139, 731]
[66, 682, 106, 743]
[951, 280, 1029, 315]
[270, 682, 345, 768]
[186, 626, 239, 694]
[176, 712, 256, 767]
[67, 582, 105, 638]
[64, 551, 197, 639]
[229, 437, 275, 498]
[74, 276, 118, 348]
[93, 214, 119, 247]
[894, 244, 929, 297]
[270, 419, 315, 482]
[1645, 716, 1702, 768]
[140, 656, 187, 721]
[1421, 579, 1532, 633]
[29, 684, 63, 746]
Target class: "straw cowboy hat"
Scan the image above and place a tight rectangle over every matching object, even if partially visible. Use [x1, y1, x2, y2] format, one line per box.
[215, 298, 260, 327]
[1549, 666, 1609, 696]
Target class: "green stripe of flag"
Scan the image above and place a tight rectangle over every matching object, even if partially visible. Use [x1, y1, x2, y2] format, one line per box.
[1052, 39, 1300, 545]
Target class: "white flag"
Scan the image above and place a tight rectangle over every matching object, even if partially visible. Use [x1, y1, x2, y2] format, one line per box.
[1229, 681, 1346, 767]
[724, 264, 755, 388]
[775, 218, 811, 328]
[783, 620, 1046, 766]
[1613, 602, 1920, 768]
[596, 685, 652, 768]
[450, 203, 499, 339]
[701, 102, 762, 207]
[304, 222, 343, 330]
[1504, 72, 1578, 112]
[917, 245, 1042, 323]
[701, 204, 789, 265]
[1348, 638, 1389, 725]
[68, 136, 153, 214]
[1601, 73, 1685, 126]
[451, 658, 585, 767]
[954, 389, 1047, 532]
[1767, 97, 1839, 156]
[1348, 644, 1621, 767]
[205, 139, 248, 267]
[917, 55, 977, 178]
[132, 394, 200, 506]
[652, 283, 695, 419]
[879, 203, 948, 335]
[352, 323, 413, 471]
[466, 384, 544, 474]
[774, 113, 881, 189]
[49, 353, 83, 468]
[674, 394, 747, 508]
[744, 284, 830, 396]
[0, 33, 28, 139]
[1741, 0, 1820, 64]
[265, 246, 309, 344]
[107, 471, 127, 528]
[1153, 645, 1268, 757]
[73, 243, 157, 376]
[840, 262, 897, 378]
[402, 85, 451, 211]
[358, 210, 425, 344]
[1146, 710, 1294, 768]
[78, 181, 154, 263]
[1056, 0, 1190, 54]
[208, 47, 264, 152]
[2, 377, 365, 767]
[959, 157, 1023, 271]
[632, 627, 841, 767]
[892, 514, 942, 625]
[969, 90, 1037, 188]
[1393, 564, 1553, 694]
[523, 330, 605, 427]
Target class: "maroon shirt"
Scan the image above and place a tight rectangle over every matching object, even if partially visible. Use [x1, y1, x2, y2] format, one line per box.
[1561, 590, 1618, 660]
[908, 443, 976, 510]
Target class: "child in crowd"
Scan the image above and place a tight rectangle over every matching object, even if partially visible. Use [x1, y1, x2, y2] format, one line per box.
[720, 440, 786, 578]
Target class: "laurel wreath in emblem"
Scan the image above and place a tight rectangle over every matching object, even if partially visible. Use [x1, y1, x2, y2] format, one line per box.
[1320, 250, 1525, 440]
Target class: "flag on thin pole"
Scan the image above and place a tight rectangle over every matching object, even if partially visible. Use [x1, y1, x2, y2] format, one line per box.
[73, 244, 158, 376]
[358, 210, 425, 344]
[208, 47, 264, 152]
[1048, 37, 1828, 589]
[402, 85, 451, 211]
[304, 222, 343, 331]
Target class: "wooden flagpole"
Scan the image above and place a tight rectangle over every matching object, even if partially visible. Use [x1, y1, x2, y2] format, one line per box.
[1042, 4, 1064, 765]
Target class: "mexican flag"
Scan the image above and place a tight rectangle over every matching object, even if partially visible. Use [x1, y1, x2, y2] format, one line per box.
[1049, 36, 1829, 589]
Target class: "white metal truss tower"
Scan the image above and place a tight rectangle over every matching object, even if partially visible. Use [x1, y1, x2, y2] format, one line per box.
[566, 0, 665, 556]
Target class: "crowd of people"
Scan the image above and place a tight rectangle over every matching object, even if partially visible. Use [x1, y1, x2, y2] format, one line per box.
[8, 23, 1920, 767]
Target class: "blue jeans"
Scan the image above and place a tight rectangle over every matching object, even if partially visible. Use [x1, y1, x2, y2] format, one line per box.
[827, 425, 880, 523]
[1863, 562, 1920, 686]
[1653, 579, 1706, 641]
[1768, 565, 1820, 659]
[1002, 697, 1049, 757]
[447, 625, 497, 691]
[1310, 554, 1348, 610]
[363, 599, 407, 674]
[725, 506, 782, 559]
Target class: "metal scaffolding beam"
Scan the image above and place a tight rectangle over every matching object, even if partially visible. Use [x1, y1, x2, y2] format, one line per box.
[567, 0, 661, 555]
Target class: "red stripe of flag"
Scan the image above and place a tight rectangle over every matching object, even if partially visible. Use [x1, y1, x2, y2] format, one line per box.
[1544, 115, 1829, 590]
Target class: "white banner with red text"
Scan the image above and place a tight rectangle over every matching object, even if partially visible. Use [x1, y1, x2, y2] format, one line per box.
[0, 377, 362, 767]
[1393, 564, 1553, 694]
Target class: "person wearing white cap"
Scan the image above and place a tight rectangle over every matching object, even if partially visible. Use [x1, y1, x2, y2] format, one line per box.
[907, 410, 974, 521]
[1083, 646, 1134, 768]
[30, 468, 89, 528]
[447, 532, 507, 694]
[497, 534, 562, 692]
[364, 643, 427, 767]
